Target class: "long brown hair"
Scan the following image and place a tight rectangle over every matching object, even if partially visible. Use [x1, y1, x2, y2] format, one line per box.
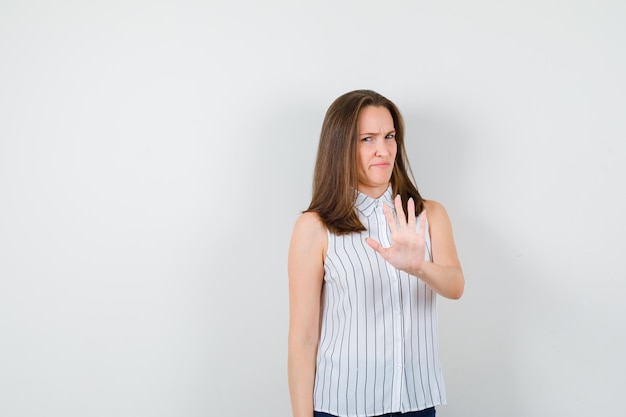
[306, 89, 424, 234]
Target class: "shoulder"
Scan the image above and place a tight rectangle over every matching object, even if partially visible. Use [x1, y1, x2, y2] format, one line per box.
[293, 211, 326, 236]
[423, 199, 450, 220]
[422, 199, 454, 232]
[290, 211, 328, 257]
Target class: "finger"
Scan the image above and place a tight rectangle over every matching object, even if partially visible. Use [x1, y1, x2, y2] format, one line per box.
[382, 202, 398, 233]
[407, 198, 416, 230]
[394, 195, 407, 228]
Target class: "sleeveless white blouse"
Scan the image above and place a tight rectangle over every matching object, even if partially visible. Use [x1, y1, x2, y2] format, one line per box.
[313, 186, 446, 417]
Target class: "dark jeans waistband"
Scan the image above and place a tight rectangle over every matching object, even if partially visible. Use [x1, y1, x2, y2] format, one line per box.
[314, 407, 435, 417]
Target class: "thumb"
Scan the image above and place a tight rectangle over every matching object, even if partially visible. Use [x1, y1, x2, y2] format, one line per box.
[366, 238, 391, 263]
[365, 237, 384, 253]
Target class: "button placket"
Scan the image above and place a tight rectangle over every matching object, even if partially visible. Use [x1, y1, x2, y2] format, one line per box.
[374, 196, 405, 408]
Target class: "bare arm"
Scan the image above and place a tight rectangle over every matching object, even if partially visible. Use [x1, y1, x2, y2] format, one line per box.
[417, 200, 464, 299]
[288, 212, 326, 417]
[366, 196, 464, 299]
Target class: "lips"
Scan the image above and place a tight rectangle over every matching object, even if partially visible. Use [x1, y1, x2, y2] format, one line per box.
[371, 162, 391, 168]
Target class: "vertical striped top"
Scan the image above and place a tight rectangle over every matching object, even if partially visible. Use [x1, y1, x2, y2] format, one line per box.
[313, 186, 446, 417]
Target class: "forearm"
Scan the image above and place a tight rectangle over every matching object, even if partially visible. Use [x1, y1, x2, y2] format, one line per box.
[412, 261, 464, 299]
[288, 341, 318, 417]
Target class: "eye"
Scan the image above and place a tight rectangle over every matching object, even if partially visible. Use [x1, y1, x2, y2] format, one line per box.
[361, 136, 373, 142]
[385, 134, 395, 140]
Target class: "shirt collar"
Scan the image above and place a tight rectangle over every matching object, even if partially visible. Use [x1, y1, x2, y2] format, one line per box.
[355, 185, 394, 217]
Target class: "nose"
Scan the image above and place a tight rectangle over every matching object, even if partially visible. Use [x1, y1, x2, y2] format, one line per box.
[375, 140, 389, 156]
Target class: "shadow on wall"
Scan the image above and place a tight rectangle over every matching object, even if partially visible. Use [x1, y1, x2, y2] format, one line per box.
[207, 96, 325, 416]
[441, 217, 525, 416]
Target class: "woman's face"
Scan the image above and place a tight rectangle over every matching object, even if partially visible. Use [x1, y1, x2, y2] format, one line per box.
[356, 105, 397, 198]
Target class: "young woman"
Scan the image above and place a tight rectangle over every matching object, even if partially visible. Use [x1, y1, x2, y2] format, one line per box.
[288, 90, 464, 417]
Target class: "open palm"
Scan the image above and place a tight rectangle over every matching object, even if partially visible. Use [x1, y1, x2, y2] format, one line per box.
[366, 195, 426, 275]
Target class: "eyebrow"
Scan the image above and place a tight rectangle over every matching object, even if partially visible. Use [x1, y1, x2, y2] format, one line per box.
[358, 130, 396, 136]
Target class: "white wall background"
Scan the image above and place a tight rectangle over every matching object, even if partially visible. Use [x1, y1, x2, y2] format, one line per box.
[1, 1, 624, 416]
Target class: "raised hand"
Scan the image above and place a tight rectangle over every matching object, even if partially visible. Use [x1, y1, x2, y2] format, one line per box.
[365, 195, 427, 276]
